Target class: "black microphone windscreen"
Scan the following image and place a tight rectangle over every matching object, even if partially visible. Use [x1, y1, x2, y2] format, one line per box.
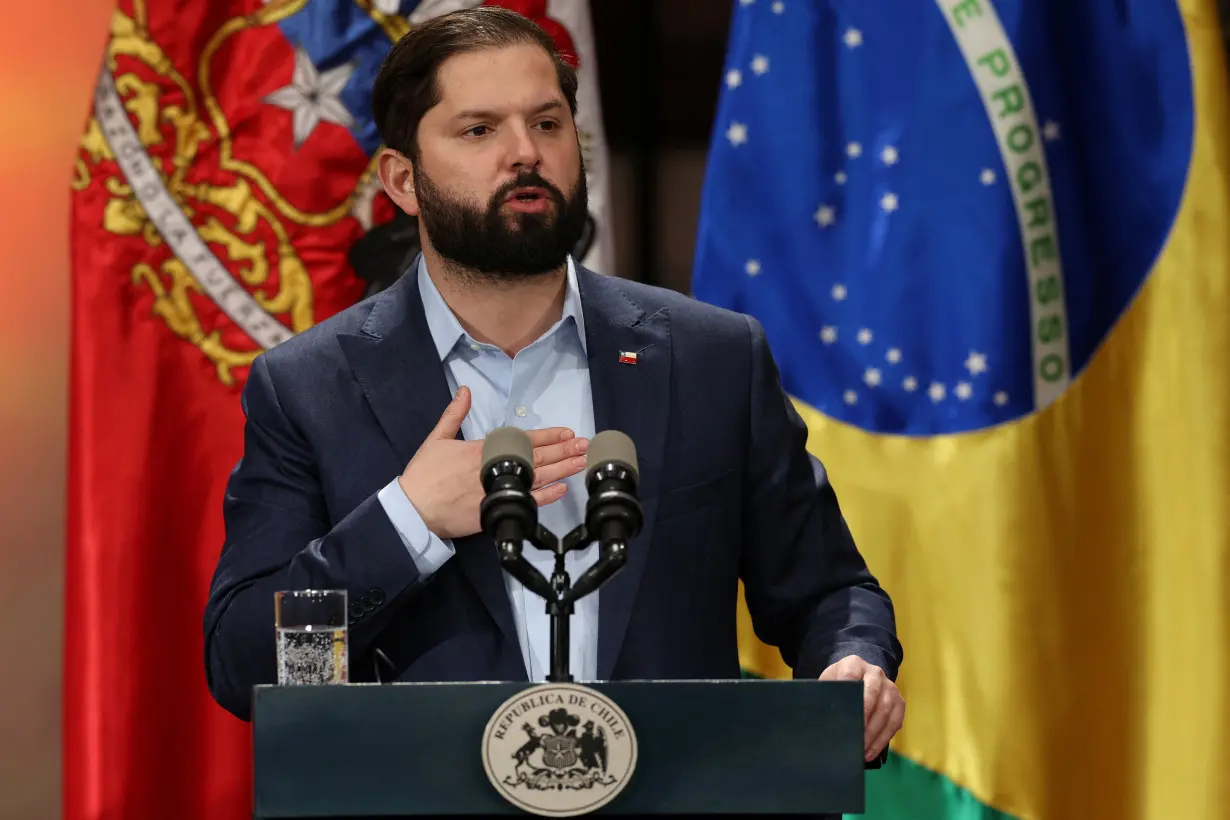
[482, 426, 533, 474]
[586, 430, 638, 481]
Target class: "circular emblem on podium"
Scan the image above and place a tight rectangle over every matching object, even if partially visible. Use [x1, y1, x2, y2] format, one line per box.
[482, 683, 637, 817]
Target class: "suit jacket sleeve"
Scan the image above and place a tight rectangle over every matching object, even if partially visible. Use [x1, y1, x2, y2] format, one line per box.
[202, 354, 425, 720]
[737, 315, 904, 680]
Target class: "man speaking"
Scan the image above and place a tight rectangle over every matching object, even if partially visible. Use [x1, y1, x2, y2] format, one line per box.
[203, 5, 905, 764]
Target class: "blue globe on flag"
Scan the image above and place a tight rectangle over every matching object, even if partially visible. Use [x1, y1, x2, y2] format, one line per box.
[692, 0, 1195, 436]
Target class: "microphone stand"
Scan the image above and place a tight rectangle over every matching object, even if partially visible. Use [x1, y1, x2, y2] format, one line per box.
[494, 523, 628, 683]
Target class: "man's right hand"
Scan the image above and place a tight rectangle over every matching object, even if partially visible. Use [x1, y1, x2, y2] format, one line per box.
[398, 386, 589, 540]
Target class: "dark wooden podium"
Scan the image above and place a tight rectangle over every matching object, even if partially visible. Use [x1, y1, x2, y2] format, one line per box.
[251, 678, 872, 817]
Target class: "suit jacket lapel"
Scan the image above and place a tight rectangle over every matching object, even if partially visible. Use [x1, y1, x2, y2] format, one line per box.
[578, 268, 672, 681]
[337, 267, 520, 654]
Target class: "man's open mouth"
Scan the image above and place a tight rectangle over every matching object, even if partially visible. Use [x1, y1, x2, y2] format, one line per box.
[507, 187, 548, 203]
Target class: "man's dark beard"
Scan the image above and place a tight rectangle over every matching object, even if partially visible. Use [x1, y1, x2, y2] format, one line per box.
[413, 162, 588, 280]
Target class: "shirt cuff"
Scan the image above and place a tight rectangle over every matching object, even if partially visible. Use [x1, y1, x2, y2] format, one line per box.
[377, 477, 456, 578]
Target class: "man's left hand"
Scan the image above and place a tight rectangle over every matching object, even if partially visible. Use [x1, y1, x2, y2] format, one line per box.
[819, 655, 905, 762]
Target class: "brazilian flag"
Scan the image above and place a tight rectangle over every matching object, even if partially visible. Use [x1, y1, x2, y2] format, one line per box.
[694, 1, 1230, 817]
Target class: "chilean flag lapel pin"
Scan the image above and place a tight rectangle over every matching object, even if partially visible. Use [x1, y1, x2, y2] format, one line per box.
[618, 350, 638, 365]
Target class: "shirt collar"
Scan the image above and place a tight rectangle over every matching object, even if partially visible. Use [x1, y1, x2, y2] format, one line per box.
[417, 254, 588, 360]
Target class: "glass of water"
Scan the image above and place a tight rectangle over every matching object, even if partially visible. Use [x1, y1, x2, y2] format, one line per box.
[275, 589, 348, 685]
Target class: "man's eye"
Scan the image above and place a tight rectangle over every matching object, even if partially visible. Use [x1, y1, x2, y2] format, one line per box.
[465, 125, 490, 137]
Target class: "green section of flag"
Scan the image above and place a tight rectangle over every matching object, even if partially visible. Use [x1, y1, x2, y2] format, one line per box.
[739, 669, 1016, 819]
[854, 753, 1019, 820]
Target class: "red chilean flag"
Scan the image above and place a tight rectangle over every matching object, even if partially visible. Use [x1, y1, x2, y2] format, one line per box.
[65, 1, 609, 817]
[66, 0, 380, 816]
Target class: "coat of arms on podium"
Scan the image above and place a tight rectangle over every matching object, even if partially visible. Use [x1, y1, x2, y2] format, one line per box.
[482, 683, 637, 816]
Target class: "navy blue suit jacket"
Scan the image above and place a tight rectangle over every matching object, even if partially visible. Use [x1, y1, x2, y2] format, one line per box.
[204, 263, 902, 721]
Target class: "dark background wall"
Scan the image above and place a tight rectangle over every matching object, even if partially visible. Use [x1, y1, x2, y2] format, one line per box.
[590, 0, 733, 292]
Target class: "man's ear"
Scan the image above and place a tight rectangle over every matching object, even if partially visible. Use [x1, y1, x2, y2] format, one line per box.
[376, 148, 419, 216]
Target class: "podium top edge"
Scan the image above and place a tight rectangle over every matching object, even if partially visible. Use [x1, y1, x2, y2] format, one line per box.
[251, 678, 850, 691]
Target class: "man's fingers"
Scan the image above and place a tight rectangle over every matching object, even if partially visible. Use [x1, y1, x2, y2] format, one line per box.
[532, 455, 589, 488]
[862, 672, 885, 723]
[863, 678, 891, 749]
[526, 427, 577, 447]
[431, 386, 471, 440]
[818, 656, 901, 762]
[531, 483, 568, 506]
[867, 691, 905, 762]
[533, 436, 589, 469]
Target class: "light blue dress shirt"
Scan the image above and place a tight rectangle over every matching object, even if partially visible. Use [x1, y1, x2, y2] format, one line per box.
[376, 255, 599, 682]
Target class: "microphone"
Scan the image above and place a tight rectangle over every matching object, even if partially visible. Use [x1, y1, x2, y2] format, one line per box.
[558, 431, 642, 605]
[584, 430, 643, 550]
[478, 426, 537, 550]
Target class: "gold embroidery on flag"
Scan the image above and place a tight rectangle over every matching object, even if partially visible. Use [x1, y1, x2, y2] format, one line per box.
[74, 4, 390, 385]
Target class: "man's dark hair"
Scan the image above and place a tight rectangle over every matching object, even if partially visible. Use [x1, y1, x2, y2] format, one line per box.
[371, 6, 579, 161]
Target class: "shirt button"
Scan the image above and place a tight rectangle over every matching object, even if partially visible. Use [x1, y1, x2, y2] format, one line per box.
[515, 406, 528, 418]
[469, 343, 481, 352]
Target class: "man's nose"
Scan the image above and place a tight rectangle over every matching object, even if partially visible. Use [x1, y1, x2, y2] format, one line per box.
[505, 123, 544, 170]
